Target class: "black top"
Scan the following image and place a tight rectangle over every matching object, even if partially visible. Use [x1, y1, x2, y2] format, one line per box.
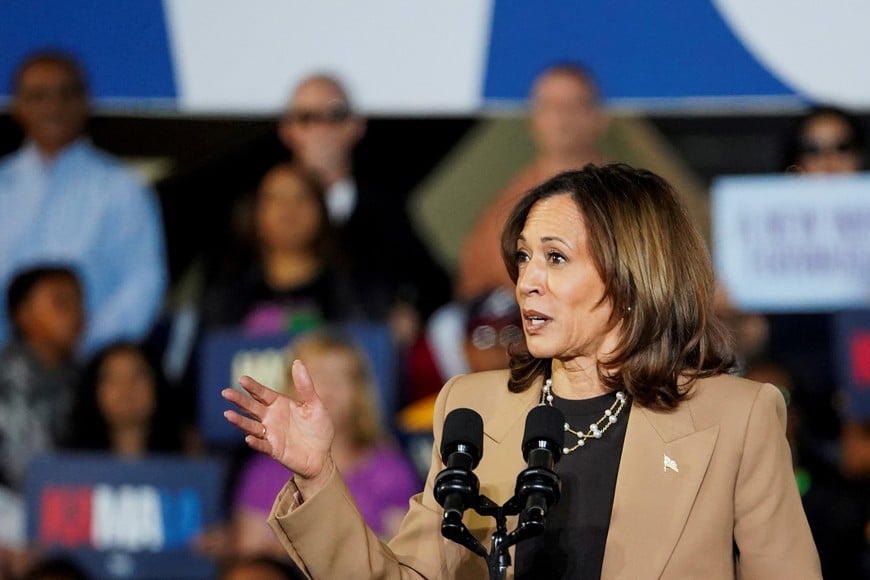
[200, 263, 366, 332]
[516, 390, 630, 579]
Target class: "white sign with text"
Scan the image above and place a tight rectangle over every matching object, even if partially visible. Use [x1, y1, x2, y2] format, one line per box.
[712, 173, 870, 312]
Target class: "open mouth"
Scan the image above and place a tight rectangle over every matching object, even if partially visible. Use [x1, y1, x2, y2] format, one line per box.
[523, 311, 551, 331]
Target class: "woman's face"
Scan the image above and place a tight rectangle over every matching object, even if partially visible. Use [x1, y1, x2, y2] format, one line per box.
[797, 114, 862, 174]
[297, 348, 358, 430]
[256, 168, 322, 252]
[96, 348, 156, 429]
[514, 194, 619, 363]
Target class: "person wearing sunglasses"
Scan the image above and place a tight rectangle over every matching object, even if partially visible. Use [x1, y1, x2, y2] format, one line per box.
[277, 75, 451, 349]
[783, 105, 866, 174]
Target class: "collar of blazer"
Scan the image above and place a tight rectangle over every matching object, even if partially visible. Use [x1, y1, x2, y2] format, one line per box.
[478, 374, 721, 579]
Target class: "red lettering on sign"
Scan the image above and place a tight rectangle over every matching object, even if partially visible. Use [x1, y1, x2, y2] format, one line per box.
[850, 332, 870, 388]
[39, 486, 92, 547]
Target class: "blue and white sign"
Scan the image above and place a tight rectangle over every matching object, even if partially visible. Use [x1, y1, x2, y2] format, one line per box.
[25, 453, 225, 579]
[2, 1, 869, 114]
[199, 323, 396, 444]
[712, 173, 870, 313]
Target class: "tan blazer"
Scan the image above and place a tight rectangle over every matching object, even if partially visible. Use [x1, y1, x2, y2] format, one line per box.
[269, 370, 822, 579]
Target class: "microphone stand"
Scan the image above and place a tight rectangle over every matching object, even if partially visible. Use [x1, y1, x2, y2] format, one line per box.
[440, 466, 560, 580]
[475, 494, 533, 580]
[436, 405, 563, 579]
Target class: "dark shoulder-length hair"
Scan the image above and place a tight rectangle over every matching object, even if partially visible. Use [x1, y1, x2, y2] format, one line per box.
[256, 162, 335, 259]
[500, 163, 735, 410]
[225, 163, 337, 277]
[66, 341, 184, 453]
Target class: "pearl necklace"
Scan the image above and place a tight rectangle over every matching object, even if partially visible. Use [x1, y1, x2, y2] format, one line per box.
[540, 378, 628, 455]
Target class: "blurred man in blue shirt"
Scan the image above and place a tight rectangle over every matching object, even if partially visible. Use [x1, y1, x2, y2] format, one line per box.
[0, 51, 167, 355]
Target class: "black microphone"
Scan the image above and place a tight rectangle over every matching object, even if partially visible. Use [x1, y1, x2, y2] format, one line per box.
[516, 405, 564, 528]
[434, 408, 484, 523]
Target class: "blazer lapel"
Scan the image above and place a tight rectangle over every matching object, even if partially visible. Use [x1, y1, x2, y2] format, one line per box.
[483, 381, 541, 444]
[601, 403, 720, 579]
[466, 381, 540, 542]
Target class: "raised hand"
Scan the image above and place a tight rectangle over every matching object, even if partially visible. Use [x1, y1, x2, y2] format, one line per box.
[222, 360, 335, 488]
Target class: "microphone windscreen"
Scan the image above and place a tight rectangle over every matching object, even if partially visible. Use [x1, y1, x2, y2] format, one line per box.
[523, 405, 565, 457]
[440, 408, 484, 460]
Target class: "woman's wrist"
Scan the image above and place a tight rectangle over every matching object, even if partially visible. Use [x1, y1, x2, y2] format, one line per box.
[293, 455, 336, 501]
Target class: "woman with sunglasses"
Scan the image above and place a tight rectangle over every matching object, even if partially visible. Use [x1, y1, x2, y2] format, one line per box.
[784, 105, 866, 174]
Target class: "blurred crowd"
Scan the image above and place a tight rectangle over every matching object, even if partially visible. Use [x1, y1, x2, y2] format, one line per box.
[0, 50, 868, 579]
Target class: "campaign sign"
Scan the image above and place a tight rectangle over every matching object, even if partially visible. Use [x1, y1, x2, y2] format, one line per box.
[199, 323, 396, 444]
[25, 453, 225, 579]
[832, 309, 870, 420]
[712, 173, 870, 312]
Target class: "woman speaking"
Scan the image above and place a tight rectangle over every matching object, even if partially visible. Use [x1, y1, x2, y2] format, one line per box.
[222, 164, 821, 579]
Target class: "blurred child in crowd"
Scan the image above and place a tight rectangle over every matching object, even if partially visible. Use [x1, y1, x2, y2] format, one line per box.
[0, 265, 83, 491]
[0, 265, 83, 569]
[230, 329, 419, 558]
[64, 341, 186, 457]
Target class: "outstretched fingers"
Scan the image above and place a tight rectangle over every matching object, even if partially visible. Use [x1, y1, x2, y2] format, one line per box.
[290, 359, 320, 404]
[239, 375, 279, 406]
[221, 386, 266, 421]
[223, 408, 265, 439]
[222, 386, 277, 457]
